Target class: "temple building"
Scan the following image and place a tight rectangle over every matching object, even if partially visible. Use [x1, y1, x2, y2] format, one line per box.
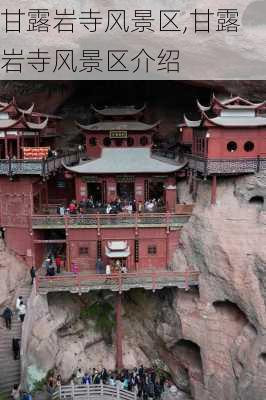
[57, 105, 188, 273]
[182, 95, 266, 203]
[0, 97, 79, 265]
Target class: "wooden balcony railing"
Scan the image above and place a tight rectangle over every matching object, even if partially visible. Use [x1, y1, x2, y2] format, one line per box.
[0, 150, 80, 177]
[31, 212, 191, 229]
[187, 154, 266, 175]
[36, 270, 200, 294]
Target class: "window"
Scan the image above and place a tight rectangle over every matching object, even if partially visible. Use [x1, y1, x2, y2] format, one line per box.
[244, 141, 255, 152]
[89, 137, 97, 146]
[127, 137, 134, 147]
[103, 137, 111, 146]
[79, 247, 88, 256]
[148, 245, 157, 255]
[140, 136, 148, 146]
[227, 141, 237, 152]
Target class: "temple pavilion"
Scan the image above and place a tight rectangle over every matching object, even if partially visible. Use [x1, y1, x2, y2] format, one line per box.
[181, 95, 266, 203]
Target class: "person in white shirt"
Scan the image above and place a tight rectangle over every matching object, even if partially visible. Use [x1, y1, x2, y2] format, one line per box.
[16, 296, 22, 311]
[106, 264, 111, 275]
[106, 204, 112, 214]
[18, 301, 26, 322]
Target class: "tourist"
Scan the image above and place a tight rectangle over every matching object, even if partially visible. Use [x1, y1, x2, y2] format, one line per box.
[2, 306, 13, 329]
[47, 376, 55, 395]
[96, 258, 104, 274]
[56, 375, 62, 387]
[11, 384, 21, 400]
[82, 373, 91, 384]
[75, 368, 83, 384]
[69, 201, 77, 214]
[18, 301, 26, 322]
[106, 203, 112, 214]
[121, 265, 127, 273]
[100, 368, 108, 384]
[132, 200, 137, 213]
[55, 255, 62, 274]
[106, 264, 111, 275]
[12, 338, 20, 360]
[16, 296, 23, 312]
[46, 258, 56, 276]
[138, 201, 143, 213]
[30, 266, 36, 285]
[109, 375, 116, 386]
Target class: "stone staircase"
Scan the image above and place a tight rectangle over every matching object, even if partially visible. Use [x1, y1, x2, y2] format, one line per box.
[0, 284, 32, 397]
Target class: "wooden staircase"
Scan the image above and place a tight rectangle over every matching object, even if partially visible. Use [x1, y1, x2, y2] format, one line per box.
[0, 284, 32, 397]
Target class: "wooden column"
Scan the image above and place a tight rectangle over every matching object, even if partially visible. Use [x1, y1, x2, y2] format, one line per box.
[211, 175, 217, 205]
[4, 134, 8, 158]
[16, 135, 20, 158]
[115, 293, 123, 370]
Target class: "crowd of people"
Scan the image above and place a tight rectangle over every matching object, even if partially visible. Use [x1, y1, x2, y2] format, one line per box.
[42, 254, 65, 276]
[2, 295, 27, 330]
[46, 365, 177, 400]
[56, 196, 164, 217]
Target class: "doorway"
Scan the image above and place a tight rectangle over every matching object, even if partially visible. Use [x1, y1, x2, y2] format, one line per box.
[149, 180, 165, 202]
[87, 182, 103, 204]
[117, 182, 135, 202]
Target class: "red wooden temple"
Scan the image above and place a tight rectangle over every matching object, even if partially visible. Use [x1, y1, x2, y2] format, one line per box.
[181, 95, 266, 204]
[0, 100, 198, 368]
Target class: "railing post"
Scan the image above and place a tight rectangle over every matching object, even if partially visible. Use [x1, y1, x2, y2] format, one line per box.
[257, 155, 261, 173]
[87, 383, 90, 399]
[71, 382, 75, 400]
[185, 270, 189, 291]
[59, 384, 61, 399]
[116, 385, 120, 400]
[152, 271, 156, 293]
[100, 381, 103, 397]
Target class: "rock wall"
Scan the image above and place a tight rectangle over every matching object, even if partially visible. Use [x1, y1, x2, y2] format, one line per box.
[21, 172, 266, 400]
[0, 239, 28, 308]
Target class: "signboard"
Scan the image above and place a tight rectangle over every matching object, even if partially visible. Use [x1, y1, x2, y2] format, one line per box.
[23, 147, 50, 160]
[116, 175, 135, 183]
[82, 176, 99, 182]
[109, 131, 127, 139]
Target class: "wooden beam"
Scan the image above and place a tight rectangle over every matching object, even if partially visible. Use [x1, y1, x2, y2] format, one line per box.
[211, 175, 217, 205]
[115, 293, 123, 369]
[34, 240, 66, 244]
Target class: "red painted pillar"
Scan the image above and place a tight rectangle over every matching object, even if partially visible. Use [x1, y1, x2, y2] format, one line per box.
[211, 175, 217, 205]
[115, 293, 123, 370]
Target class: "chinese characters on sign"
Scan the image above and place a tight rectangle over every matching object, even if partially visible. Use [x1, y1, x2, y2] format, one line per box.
[1, 48, 180, 74]
[0, 6, 241, 77]
[0, 8, 240, 34]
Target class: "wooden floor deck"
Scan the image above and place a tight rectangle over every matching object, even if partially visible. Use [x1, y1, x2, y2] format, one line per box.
[36, 271, 199, 294]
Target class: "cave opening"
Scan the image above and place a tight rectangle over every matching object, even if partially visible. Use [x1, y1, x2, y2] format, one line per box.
[249, 196, 264, 206]
[171, 338, 204, 396]
[213, 300, 249, 326]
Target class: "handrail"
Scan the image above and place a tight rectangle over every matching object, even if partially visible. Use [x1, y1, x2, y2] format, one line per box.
[32, 212, 191, 228]
[0, 150, 80, 177]
[36, 270, 200, 293]
[52, 384, 137, 400]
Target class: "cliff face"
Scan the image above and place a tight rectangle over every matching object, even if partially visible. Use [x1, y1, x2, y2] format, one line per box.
[21, 172, 266, 400]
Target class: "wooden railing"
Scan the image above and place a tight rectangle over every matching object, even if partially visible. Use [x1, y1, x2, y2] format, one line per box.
[187, 154, 266, 175]
[32, 212, 191, 229]
[175, 204, 194, 214]
[0, 150, 80, 177]
[36, 270, 200, 294]
[53, 384, 136, 400]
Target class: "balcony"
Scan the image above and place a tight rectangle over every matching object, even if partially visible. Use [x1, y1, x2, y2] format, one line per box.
[31, 212, 191, 229]
[35, 270, 200, 294]
[0, 151, 80, 177]
[187, 154, 266, 175]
